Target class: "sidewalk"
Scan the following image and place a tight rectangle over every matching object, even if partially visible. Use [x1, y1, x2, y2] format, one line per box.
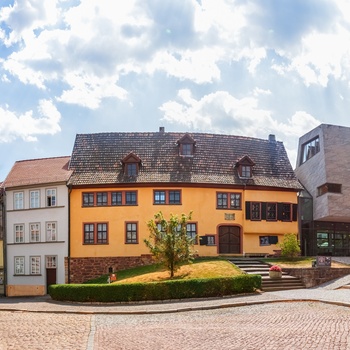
[0, 275, 349, 315]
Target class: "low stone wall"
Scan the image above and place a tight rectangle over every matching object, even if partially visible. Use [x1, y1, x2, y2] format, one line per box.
[68, 255, 153, 284]
[284, 267, 350, 288]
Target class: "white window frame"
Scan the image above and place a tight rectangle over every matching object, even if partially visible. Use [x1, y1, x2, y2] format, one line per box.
[14, 224, 24, 243]
[46, 256, 57, 268]
[30, 223, 40, 242]
[46, 222, 57, 241]
[14, 256, 25, 275]
[30, 190, 40, 208]
[30, 256, 41, 275]
[46, 188, 57, 207]
[14, 192, 24, 210]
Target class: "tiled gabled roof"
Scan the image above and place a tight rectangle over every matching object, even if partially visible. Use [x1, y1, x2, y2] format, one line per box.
[2, 156, 72, 189]
[68, 131, 302, 190]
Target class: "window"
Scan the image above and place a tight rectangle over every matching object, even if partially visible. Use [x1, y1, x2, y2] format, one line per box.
[84, 223, 108, 244]
[251, 202, 261, 220]
[182, 144, 193, 156]
[14, 224, 24, 243]
[154, 191, 166, 204]
[125, 191, 137, 205]
[169, 190, 181, 204]
[46, 256, 57, 268]
[317, 183, 342, 196]
[217, 192, 241, 209]
[30, 256, 40, 275]
[83, 193, 94, 206]
[14, 192, 24, 210]
[14, 257, 25, 275]
[154, 190, 181, 205]
[300, 136, 320, 164]
[207, 235, 215, 245]
[30, 223, 40, 242]
[241, 165, 251, 178]
[126, 222, 138, 244]
[46, 188, 56, 207]
[97, 223, 108, 243]
[46, 222, 57, 241]
[126, 163, 137, 176]
[186, 223, 197, 244]
[96, 192, 108, 206]
[281, 203, 292, 221]
[30, 190, 40, 208]
[260, 236, 269, 246]
[266, 203, 277, 221]
[84, 224, 95, 244]
[111, 192, 122, 206]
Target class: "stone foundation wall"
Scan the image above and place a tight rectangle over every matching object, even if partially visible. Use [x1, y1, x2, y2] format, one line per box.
[285, 267, 350, 288]
[68, 255, 153, 284]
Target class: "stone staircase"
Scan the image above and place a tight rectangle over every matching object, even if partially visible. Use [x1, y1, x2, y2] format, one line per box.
[228, 258, 305, 292]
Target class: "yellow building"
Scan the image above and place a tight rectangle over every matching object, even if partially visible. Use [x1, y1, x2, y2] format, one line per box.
[68, 130, 302, 283]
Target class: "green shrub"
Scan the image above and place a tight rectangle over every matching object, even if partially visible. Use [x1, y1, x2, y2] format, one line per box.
[49, 274, 261, 303]
[279, 233, 301, 258]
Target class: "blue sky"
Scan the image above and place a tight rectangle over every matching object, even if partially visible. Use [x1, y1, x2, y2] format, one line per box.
[1, 0, 350, 180]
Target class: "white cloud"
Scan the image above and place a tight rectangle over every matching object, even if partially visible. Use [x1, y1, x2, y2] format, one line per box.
[0, 99, 61, 142]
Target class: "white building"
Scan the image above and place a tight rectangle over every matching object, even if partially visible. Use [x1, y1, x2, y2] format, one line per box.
[1, 157, 71, 296]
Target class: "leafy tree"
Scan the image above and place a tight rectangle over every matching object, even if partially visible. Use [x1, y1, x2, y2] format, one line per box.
[144, 211, 195, 278]
[280, 233, 301, 258]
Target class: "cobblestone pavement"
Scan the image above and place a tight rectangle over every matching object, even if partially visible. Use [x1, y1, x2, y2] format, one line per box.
[1, 301, 350, 349]
[0, 259, 350, 350]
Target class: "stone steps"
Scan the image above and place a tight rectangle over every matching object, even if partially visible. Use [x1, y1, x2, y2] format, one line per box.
[228, 258, 306, 292]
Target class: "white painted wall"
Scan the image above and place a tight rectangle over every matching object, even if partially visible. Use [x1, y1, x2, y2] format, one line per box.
[5, 182, 69, 292]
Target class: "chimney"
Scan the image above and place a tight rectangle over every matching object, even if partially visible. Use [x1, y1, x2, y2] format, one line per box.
[268, 134, 276, 142]
[159, 127, 165, 133]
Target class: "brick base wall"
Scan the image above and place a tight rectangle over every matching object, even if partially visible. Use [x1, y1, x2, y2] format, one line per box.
[68, 255, 153, 284]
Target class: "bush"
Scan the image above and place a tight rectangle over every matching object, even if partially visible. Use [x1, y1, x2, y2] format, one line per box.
[49, 274, 261, 303]
[280, 233, 301, 258]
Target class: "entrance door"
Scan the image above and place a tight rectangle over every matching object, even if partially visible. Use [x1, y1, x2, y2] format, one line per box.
[219, 226, 241, 254]
[46, 256, 57, 293]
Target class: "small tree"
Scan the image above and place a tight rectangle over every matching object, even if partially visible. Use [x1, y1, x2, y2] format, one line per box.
[280, 233, 301, 259]
[144, 211, 195, 278]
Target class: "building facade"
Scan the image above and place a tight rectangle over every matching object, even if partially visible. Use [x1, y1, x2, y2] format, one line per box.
[68, 129, 302, 283]
[295, 124, 350, 256]
[2, 157, 71, 296]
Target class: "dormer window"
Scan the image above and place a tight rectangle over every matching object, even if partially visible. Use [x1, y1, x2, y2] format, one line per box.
[236, 155, 255, 178]
[121, 152, 141, 176]
[177, 134, 196, 156]
[241, 165, 251, 178]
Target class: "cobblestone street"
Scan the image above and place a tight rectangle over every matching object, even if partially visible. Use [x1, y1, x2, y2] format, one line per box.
[1, 301, 350, 349]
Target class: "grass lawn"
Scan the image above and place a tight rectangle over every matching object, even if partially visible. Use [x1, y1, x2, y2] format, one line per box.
[85, 258, 242, 284]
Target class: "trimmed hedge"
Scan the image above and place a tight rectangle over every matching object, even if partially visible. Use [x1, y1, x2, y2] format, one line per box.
[49, 274, 261, 303]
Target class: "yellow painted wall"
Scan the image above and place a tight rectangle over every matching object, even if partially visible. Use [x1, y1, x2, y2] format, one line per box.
[6, 285, 45, 297]
[70, 186, 299, 257]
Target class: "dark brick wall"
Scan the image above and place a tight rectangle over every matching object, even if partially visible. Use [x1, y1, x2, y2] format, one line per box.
[68, 255, 153, 283]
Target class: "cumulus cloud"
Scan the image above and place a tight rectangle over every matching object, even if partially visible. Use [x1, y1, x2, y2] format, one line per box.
[0, 99, 61, 142]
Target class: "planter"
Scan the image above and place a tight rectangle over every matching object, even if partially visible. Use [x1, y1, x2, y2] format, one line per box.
[269, 271, 282, 279]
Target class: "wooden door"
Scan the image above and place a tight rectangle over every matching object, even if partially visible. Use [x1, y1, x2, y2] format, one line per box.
[219, 226, 241, 254]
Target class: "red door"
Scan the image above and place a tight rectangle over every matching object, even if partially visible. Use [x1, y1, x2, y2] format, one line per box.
[46, 268, 56, 293]
[219, 226, 241, 254]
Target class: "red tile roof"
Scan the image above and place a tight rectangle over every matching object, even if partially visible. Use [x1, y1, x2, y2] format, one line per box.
[69, 132, 302, 190]
[2, 156, 72, 188]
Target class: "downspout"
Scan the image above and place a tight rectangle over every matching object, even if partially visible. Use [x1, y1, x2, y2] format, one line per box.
[67, 184, 72, 284]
